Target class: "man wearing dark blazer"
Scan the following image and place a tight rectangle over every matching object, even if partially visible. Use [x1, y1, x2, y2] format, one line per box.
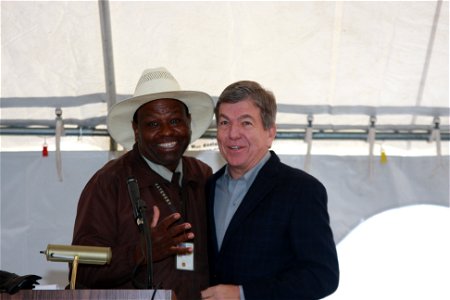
[201, 81, 339, 300]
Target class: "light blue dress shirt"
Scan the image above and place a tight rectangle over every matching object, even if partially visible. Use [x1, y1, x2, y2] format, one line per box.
[213, 151, 270, 299]
[214, 151, 271, 249]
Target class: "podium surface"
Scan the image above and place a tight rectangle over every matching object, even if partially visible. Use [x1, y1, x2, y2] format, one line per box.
[0, 289, 175, 300]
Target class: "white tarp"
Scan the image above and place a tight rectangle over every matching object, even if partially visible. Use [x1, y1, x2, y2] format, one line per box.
[326, 204, 450, 300]
[1, 150, 448, 287]
[1, 1, 448, 145]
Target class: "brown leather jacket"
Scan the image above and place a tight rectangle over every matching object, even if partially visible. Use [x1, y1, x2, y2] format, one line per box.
[72, 144, 212, 299]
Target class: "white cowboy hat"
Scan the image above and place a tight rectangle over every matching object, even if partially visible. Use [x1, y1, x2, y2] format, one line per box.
[107, 67, 215, 149]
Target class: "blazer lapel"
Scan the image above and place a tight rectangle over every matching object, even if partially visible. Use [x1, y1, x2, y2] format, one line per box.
[208, 167, 226, 256]
[220, 152, 281, 250]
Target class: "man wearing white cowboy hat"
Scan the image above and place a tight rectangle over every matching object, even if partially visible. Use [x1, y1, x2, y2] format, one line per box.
[71, 67, 215, 299]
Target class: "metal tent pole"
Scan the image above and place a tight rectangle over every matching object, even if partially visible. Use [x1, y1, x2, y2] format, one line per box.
[98, 0, 117, 152]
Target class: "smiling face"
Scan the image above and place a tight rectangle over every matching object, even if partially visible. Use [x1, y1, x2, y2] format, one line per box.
[216, 97, 276, 179]
[132, 98, 191, 171]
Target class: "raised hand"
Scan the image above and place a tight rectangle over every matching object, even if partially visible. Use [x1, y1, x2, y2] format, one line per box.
[150, 206, 194, 262]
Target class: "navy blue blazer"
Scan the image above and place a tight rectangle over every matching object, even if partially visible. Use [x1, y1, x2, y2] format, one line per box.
[207, 151, 339, 299]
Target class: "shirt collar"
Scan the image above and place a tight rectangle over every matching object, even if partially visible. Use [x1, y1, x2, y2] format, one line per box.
[223, 151, 271, 185]
[141, 155, 183, 186]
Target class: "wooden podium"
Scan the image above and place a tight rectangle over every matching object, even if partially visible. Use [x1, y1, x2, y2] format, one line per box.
[0, 289, 175, 300]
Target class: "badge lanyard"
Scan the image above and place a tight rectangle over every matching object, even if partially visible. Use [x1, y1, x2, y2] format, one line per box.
[153, 182, 194, 271]
[153, 182, 187, 221]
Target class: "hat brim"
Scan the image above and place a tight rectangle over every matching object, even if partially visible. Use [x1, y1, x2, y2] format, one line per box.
[107, 90, 215, 149]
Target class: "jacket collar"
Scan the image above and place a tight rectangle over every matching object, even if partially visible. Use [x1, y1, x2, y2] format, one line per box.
[214, 151, 281, 251]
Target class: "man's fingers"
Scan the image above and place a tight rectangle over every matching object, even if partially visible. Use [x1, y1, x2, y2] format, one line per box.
[151, 205, 160, 228]
[156, 212, 182, 229]
[156, 243, 190, 257]
[173, 230, 194, 244]
[173, 244, 193, 255]
[201, 287, 213, 299]
[167, 222, 191, 237]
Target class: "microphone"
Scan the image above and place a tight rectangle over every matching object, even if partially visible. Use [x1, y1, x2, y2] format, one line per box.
[40, 244, 112, 265]
[126, 176, 153, 289]
[127, 177, 145, 228]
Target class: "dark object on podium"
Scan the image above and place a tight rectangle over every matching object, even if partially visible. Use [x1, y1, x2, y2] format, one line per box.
[0, 289, 175, 300]
[0, 270, 41, 295]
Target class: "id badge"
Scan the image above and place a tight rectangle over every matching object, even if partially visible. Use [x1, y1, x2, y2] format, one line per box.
[176, 242, 194, 271]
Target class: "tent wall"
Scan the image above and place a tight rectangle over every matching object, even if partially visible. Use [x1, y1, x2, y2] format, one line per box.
[1, 1, 448, 145]
[1, 151, 448, 287]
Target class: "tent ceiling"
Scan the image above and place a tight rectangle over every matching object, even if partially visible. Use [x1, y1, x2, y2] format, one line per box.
[1, 1, 449, 142]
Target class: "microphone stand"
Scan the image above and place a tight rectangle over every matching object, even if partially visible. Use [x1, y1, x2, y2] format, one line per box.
[138, 196, 153, 289]
[127, 177, 153, 289]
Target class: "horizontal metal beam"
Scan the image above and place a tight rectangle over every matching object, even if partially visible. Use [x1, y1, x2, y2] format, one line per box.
[1, 127, 448, 141]
[0, 127, 109, 137]
[2, 97, 449, 117]
[203, 129, 449, 141]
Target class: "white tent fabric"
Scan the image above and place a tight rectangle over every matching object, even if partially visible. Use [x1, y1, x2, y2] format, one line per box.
[326, 205, 450, 300]
[1, 151, 448, 287]
[1, 1, 449, 142]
